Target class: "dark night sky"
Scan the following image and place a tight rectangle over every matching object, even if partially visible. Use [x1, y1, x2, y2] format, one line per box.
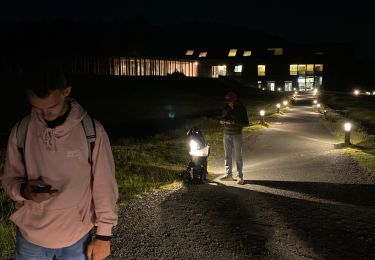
[1, 0, 373, 61]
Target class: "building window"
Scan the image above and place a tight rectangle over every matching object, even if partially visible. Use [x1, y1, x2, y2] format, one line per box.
[267, 81, 275, 91]
[212, 65, 227, 78]
[290, 64, 297, 75]
[234, 65, 243, 73]
[298, 64, 306, 75]
[228, 49, 237, 57]
[315, 64, 323, 73]
[258, 65, 266, 76]
[307, 64, 314, 75]
[284, 81, 293, 91]
[243, 50, 252, 56]
[185, 50, 194, 56]
[267, 48, 283, 55]
[198, 52, 207, 57]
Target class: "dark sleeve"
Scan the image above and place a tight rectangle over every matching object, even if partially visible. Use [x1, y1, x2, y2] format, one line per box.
[221, 106, 229, 120]
[237, 105, 249, 126]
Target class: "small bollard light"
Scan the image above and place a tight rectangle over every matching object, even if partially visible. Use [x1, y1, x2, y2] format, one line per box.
[260, 110, 265, 125]
[276, 103, 280, 113]
[354, 89, 360, 96]
[323, 107, 327, 118]
[317, 103, 321, 113]
[283, 100, 288, 106]
[344, 122, 352, 146]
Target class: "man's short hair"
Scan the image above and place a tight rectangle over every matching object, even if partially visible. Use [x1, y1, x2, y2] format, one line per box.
[19, 62, 67, 98]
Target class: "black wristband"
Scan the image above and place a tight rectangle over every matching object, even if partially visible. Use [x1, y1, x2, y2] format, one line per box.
[20, 183, 28, 200]
[95, 235, 112, 241]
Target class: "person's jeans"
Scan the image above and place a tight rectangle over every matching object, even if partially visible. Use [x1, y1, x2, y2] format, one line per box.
[223, 133, 243, 178]
[15, 229, 91, 260]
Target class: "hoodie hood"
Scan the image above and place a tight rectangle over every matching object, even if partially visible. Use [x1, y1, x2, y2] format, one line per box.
[32, 98, 87, 151]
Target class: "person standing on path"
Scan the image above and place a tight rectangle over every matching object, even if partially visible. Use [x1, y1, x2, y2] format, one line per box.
[219, 91, 249, 185]
[2, 63, 118, 260]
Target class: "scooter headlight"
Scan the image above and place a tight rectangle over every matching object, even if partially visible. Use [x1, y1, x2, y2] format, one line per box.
[190, 140, 199, 152]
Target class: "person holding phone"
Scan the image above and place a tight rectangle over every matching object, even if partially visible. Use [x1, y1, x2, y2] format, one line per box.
[2, 63, 118, 260]
[219, 91, 249, 185]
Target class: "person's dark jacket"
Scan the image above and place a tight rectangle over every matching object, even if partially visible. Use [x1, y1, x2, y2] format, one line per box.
[221, 101, 249, 135]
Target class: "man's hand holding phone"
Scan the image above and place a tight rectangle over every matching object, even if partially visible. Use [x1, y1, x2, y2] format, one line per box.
[24, 178, 58, 203]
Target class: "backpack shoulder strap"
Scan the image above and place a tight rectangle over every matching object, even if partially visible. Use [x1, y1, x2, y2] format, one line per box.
[16, 115, 31, 155]
[16, 114, 31, 179]
[81, 114, 96, 165]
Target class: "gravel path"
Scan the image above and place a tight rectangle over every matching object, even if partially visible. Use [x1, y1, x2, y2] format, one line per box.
[110, 93, 375, 260]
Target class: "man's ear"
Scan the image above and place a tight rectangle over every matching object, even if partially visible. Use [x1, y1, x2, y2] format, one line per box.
[64, 86, 72, 97]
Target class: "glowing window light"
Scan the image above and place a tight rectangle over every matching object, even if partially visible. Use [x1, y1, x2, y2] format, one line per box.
[234, 65, 243, 73]
[198, 52, 207, 57]
[228, 49, 237, 57]
[243, 51, 252, 56]
[185, 50, 194, 56]
[298, 64, 306, 75]
[307, 64, 314, 74]
[290, 64, 298, 75]
[315, 64, 324, 72]
[258, 65, 266, 76]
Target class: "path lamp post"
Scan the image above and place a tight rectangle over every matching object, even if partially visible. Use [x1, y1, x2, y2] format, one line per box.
[354, 89, 360, 96]
[283, 100, 288, 107]
[276, 103, 280, 113]
[344, 122, 352, 146]
[323, 107, 327, 119]
[312, 99, 317, 109]
[260, 110, 265, 125]
[317, 103, 321, 113]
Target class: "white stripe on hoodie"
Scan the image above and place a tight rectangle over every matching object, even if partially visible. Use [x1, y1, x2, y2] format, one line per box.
[2, 98, 118, 248]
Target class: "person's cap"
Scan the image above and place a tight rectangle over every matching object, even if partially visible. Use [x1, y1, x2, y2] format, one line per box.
[224, 92, 237, 103]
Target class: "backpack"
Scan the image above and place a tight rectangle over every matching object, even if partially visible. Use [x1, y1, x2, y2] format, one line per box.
[16, 114, 96, 179]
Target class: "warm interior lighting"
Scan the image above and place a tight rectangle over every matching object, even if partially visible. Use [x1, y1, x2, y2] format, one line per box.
[198, 52, 207, 57]
[307, 64, 314, 74]
[290, 64, 298, 75]
[243, 50, 252, 56]
[211, 65, 227, 78]
[185, 50, 194, 56]
[298, 64, 306, 75]
[315, 64, 323, 72]
[258, 65, 266, 76]
[228, 49, 237, 57]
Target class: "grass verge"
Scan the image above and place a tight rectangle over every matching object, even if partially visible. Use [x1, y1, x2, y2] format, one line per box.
[319, 92, 375, 175]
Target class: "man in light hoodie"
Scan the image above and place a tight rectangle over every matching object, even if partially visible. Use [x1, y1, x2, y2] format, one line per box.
[2, 64, 118, 260]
